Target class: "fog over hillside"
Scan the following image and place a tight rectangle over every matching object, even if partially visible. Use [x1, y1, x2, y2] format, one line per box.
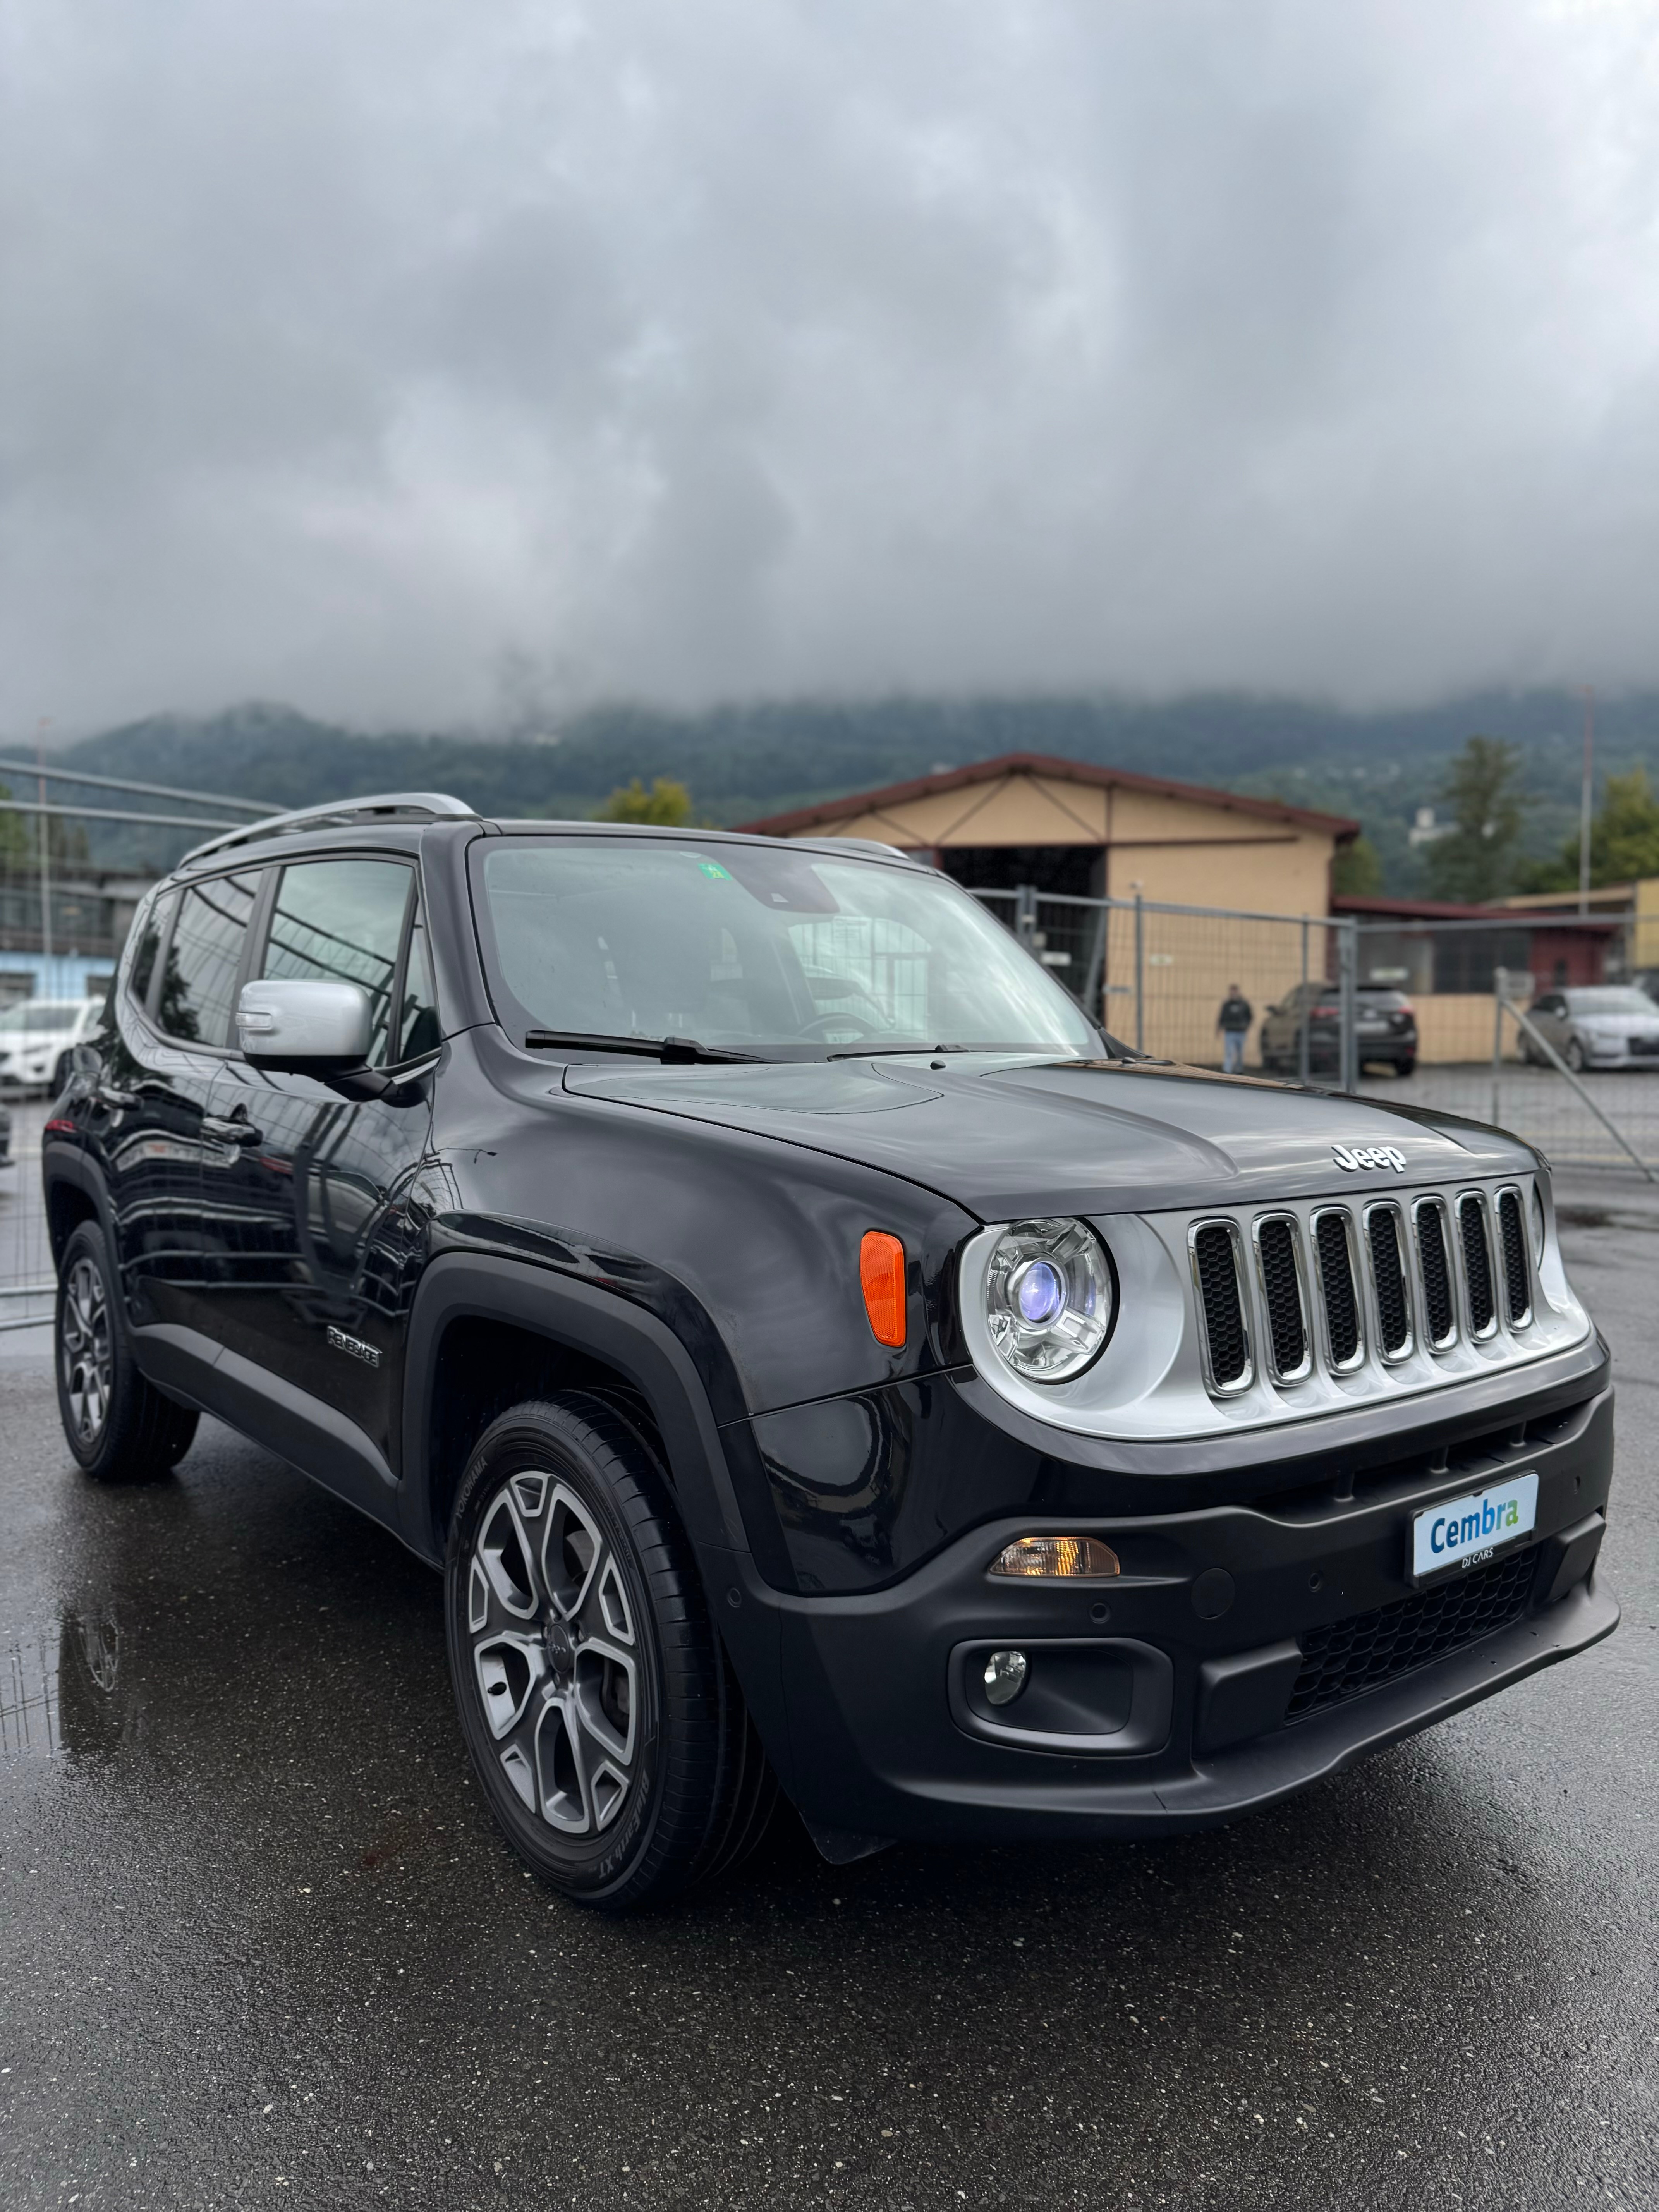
[57, 687, 1659, 894]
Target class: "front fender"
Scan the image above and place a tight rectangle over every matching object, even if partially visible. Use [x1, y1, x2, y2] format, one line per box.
[399, 1250, 799, 1778]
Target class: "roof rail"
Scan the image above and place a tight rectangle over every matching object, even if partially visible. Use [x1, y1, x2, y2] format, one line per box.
[181, 791, 477, 864]
[816, 836, 914, 860]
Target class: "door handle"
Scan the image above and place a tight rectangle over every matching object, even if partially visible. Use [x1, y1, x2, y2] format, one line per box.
[202, 1115, 264, 1146]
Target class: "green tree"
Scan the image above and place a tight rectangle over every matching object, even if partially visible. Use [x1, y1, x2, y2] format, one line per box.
[1425, 736, 1527, 904]
[594, 776, 695, 826]
[1518, 765, 1659, 892]
[0, 782, 28, 868]
[1332, 836, 1383, 897]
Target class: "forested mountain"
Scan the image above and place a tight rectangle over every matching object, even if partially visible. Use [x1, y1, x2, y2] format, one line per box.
[47, 689, 1659, 892]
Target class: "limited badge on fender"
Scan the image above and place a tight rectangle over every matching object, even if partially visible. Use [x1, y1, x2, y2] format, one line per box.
[326, 1325, 382, 1368]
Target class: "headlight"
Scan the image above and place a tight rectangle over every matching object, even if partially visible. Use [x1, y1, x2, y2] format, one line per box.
[984, 1218, 1115, 1381]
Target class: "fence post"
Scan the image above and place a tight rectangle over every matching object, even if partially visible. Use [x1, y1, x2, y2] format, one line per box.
[1015, 883, 1037, 952]
[1298, 915, 1310, 1087]
[36, 756, 52, 987]
[1133, 888, 1145, 1055]
[1338, 921, 1358, 1092]
[1491, 974, 1506, 1128]
[1081, 903, 1108, 1032]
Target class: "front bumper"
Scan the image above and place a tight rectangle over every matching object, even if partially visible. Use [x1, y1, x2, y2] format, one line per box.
[741, 1381, 1616, 1845]
[1584, 1042, 1659, 1067]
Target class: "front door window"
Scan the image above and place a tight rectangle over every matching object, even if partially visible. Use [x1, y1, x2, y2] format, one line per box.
[259, 859, 414, 1063]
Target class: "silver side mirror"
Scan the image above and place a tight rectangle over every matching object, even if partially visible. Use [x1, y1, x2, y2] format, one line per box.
[237, 980, 372, 1073]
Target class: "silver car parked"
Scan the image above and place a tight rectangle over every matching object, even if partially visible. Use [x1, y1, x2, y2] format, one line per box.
[1522, 985, 1659, 1072]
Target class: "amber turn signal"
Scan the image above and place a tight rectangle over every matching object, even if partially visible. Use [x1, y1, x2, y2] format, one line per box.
[989, 1535, 1121, 1579]
[859, 1230, 907, 1348]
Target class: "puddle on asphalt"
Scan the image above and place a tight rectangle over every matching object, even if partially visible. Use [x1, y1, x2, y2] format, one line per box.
[0, 1611, 122, 1760]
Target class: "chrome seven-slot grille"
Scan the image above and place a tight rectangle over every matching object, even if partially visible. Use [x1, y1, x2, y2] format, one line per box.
[1189, 1183, 1534, 1396]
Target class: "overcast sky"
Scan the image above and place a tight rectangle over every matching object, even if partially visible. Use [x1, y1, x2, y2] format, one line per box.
[5, 0, 1659, 737]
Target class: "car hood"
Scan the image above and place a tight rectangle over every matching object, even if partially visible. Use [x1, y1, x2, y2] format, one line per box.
[562, 1054, 1528, 1220]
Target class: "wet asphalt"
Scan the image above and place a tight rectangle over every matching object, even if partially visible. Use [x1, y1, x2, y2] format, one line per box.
[0, 1174, 1653, 2211]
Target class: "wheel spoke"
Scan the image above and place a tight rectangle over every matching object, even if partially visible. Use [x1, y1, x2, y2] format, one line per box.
[573, 1637, 637, 1768]
[476, 1489, 542, 1620]
[541, 1482, 606, 1621]
[473, 1629, 546, 1740]
[532, 1693, 591, 1832]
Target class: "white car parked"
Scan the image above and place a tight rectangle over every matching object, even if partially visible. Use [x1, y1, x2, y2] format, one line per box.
[1523, 985, 1659, 1072]
[0, 998, 105, 1094]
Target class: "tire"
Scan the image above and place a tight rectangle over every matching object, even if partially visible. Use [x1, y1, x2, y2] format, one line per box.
[1566, 1037, 1587, 1074]
[445, 1395, 776, 1912]
[1396, 1055, 1416, 1078]
[55, 1220, 199, 1482]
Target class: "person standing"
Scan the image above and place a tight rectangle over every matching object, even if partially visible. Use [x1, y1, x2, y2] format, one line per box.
[1217, 983, 1252, 1074]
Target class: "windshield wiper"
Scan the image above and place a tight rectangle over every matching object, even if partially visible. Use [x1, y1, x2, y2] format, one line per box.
[522, 1030, 762, 1065]
[826, 1041, 1109, 1060]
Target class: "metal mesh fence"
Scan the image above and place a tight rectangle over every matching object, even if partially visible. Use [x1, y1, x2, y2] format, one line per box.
[8, 858, 1659, 1356]
[973, 885, 1659, 1177]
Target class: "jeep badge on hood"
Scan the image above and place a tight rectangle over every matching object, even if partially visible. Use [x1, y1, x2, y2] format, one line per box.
[1332, 1142, 1407, 1172]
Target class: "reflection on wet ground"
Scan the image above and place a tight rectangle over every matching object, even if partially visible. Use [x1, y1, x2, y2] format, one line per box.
[0, 1613, 121, 1760]
[0, 1171, 1653, 2211]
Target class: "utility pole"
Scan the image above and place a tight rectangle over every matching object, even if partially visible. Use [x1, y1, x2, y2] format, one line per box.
[1578, 686, 1595, 917]
[35, 719, 52, 986]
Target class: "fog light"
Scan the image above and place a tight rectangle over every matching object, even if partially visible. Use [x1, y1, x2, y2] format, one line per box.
[982, 1649, 1029, 1705]
[989, 1535, 1120, 1579]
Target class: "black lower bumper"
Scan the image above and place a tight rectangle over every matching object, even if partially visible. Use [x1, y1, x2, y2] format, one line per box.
[735, 1382, 1618, 1846]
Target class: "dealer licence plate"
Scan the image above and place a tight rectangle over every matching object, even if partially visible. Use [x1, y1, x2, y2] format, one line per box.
[1410, 1472, 1538, 1586]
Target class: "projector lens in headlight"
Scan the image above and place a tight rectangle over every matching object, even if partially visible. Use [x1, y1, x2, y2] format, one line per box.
[984, 1218, 1114, 1382]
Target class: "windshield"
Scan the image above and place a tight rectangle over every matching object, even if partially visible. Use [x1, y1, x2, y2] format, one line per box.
[472, 838, 1101, 1058]
[0, 1001, 84, 1034]
[1567, 989, 1657, 1016]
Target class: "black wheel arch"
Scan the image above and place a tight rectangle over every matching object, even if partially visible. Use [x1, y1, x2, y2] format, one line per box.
[401, 1252, 796, 1788]
[43, 1144, 114, 1274]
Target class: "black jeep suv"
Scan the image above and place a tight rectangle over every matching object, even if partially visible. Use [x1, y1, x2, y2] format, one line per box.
[43, 796, 1617, 1909]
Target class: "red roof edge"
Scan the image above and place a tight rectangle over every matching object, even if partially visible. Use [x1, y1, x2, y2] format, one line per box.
[734, 751, 1360, 842]
[1333, 892, 1625, 929]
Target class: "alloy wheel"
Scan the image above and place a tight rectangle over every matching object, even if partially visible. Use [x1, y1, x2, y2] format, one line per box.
[465, 1472, 641, 1840]
[60, 1255, 112, 1446]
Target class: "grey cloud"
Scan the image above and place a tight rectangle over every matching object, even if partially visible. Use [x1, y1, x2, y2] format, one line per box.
[4, 0, 1659, 733]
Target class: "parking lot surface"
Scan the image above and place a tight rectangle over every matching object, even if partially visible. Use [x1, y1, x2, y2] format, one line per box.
[0, 1172, 1652, 2210]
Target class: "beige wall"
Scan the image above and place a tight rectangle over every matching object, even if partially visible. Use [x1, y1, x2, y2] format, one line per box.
[775, 768, 1343, 1063]
[780, 768, 1338, 924]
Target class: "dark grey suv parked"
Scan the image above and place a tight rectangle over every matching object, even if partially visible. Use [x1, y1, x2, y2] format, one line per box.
[41, 795, 1616, 1910]
[1259, 982, 1418, 1078]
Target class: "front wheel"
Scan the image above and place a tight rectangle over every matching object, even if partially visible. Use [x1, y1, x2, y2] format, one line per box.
[1566, 1036, 1587, 1074]
[445, 1396, 775, 1911]
[55, 1221, 199, 1481]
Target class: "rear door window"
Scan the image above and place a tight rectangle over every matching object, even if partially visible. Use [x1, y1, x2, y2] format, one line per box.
[156, 873, 262, 1046]
[258, 859, 414, 1066]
